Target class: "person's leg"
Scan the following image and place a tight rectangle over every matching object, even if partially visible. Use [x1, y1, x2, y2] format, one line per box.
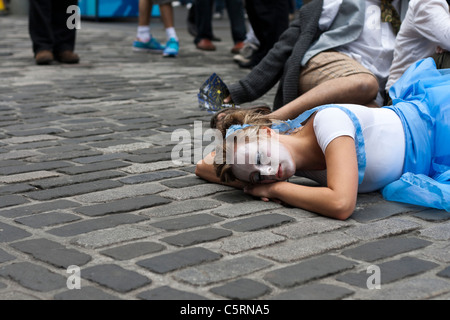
[159, 3, 177, 40]
[194, 0, 215, 50]
[159, 2, 179, 57]
[52, 0, 77, 55]
[225, 0, 246, 47]
[137, 0, 152, 42]
[29, 0, 54, 56]
[270, 51, 379, 120]
[194, 0, 214, 43]
[133, 0, 165, 52]
[242, 0, 289, 67]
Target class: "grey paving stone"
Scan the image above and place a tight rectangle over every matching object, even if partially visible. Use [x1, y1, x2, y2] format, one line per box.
[341, 236, 432, 262]
[122, 161, 186, 174]
[0, 194, 29, 208]
[344, 218, 420, 241]
[118, 170, 188, 184]
[419, 221, 450, 240]
[72, 225, 159, 249]
[57, 128, 113, 138]
[422, 243, 450, 263]
[271, 283, 354, 300]
[1, 135, 59, 145]
[137, 286, 207, 300]
[137, 247, 222, 274]
[0, 161, 72, 175]
[355, 277, 450, 300]
[72, 153, 131, 164]
[74, 195, 171, 217]
[141, 199, 222, 218]
[0, 170, 61, 184]
[220, 231, 285, 254]
[27, 150, 102, 162]
[264, 255, 357, 288]
[260, 232, 358, 262]
[0, 199, 81, 218]
[26, 180, 123, 201]
[159, 184, 233, 200]
[0, 150, 39, 160]
[151, 213, 224, 231]
[10, 238, 91, 268]
[29, 170, 126, 189]
[0, 222, 32, 243]
[212, 201, 282, 218]
[0, 248, 15, 264]
[160, 227, 232, 247]
[81, 264, 151, 293]
[173, 256, 273, 286]
[73, 182, 167, 203]
[210, 278, 271, 300]
[212, 190, 256, 203]
[56, 160, 130, 174]
[411, 208, 450, 221]
[272, 217, 349, 239]
[47, 213, 148, 237]
[221, 213, 294, 232]
[336, 257, 439, 288]
[100, 242, 166, 260]
[0, 183, 37, 195]
[351, 201, 424, 222]
[0, 262, 67, 292]
[36, 144, 91, 155]
[0, 282, 6, 289]
[159, 176, 207, 188]
[14, 211, 82, 228]
[437, 266, 450, 279]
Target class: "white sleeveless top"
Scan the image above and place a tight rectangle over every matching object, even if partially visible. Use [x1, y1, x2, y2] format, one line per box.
[296, 104, 405, 193]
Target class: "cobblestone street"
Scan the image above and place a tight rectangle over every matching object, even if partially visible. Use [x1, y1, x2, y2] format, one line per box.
[0, 7, 450, 302]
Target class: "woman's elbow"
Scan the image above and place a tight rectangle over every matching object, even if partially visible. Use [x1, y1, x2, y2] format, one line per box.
[330, 198, 356, 221]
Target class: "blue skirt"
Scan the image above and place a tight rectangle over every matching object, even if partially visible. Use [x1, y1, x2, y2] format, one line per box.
[382, 58, 450, 211]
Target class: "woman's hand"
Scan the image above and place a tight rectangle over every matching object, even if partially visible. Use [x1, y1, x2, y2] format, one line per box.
[243, 183, 281, 203]
[436, 46, 448, 54]
[224, 95, 232, 104]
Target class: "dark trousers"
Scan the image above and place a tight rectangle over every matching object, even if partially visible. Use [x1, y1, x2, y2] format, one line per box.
[433, 52, 450, 69]
[194, 0, 246, 44]
[245, 0, 290, 63]
[29, 0, 78, 55]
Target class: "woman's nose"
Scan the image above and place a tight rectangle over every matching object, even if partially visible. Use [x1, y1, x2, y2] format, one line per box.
[260, 165, 275, 176]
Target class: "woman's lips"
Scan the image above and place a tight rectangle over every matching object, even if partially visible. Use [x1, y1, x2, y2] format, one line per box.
[277, 164, 282, 179]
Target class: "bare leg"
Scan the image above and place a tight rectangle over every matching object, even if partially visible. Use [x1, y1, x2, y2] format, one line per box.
[138, 0, 152, 26]
[159, 3, 174, 29]
[270, 74, 379, 120]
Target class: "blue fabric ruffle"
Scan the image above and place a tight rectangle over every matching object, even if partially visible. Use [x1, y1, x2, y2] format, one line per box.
[383, 58, 450, 211]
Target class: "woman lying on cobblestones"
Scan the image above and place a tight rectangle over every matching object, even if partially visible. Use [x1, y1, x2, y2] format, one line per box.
[196, 58, 450, 220]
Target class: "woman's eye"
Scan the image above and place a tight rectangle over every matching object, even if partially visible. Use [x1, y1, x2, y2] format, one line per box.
[256, 152, 261, 165]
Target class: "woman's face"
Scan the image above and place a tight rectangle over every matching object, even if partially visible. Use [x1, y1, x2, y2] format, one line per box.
[231, 136, 296, 184]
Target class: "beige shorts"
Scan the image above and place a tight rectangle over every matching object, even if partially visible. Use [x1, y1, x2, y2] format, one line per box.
[153, 0, 173, 5]
[299, 51, 376, 94]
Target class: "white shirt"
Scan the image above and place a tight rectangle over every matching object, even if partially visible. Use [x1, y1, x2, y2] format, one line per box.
[338, 0, 400, 105]
[386, 0, 450, 90]
[306, 104, 405, 193]
[317, 0, 401, 105]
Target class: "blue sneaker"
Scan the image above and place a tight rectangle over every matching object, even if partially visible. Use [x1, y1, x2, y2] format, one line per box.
[132, 37, 165, 53]
[163, 38, 179, 57]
